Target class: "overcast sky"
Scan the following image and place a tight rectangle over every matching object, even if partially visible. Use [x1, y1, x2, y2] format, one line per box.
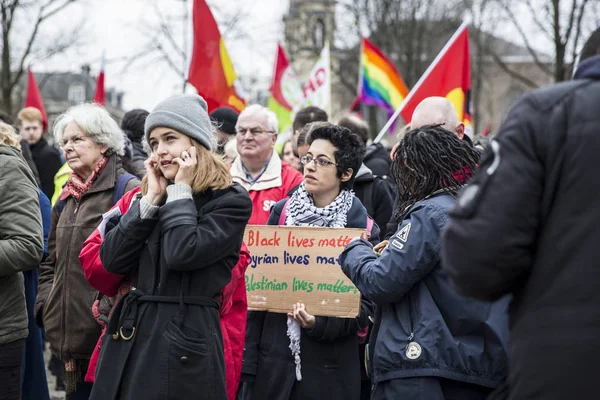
[32, 0, 290, 111]
[27, 0, 598, 112]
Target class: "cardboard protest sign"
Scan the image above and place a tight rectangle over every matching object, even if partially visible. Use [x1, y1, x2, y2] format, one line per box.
[244, 225, 367, 318]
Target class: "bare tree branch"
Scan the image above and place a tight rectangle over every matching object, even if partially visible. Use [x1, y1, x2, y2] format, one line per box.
[6, 0, 20, 32]
[498, 0, 553, 77]
[524, 1, 552, 38]
[152, 3, 185, 60]
[491, 52, 539, 89]
[33, 22, 84, 61]
[154, 41, 184, 77]
[570, 0, 590, 71]
[12, 0, 82, 89]
[562, 0, 579, 46]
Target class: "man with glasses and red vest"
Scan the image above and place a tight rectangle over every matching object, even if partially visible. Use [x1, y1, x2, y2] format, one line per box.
[231, 105, 303, 399]
[230, 105, 303, 225]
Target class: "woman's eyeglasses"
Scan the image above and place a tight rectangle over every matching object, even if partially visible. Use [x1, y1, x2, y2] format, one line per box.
[60, 136, 88, 149]
[300, 155, 337, 168]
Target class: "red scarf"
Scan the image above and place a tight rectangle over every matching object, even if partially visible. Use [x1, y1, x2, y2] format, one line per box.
[62, 156, 109, 202]
[452, 165, 476, 183]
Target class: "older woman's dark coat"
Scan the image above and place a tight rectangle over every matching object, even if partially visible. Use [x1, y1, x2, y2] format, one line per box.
[89, 184, 252, 400]
[35, 155, 138, 361]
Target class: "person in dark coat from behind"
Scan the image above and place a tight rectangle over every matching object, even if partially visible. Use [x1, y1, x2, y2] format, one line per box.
[243, 124, 377, 400]
[90, 94, 252, 400]
[0, 122, 44, 400]
[121, 108, 149, 178]
[340, 125, 508, 399]
[441, 28, 600, 400]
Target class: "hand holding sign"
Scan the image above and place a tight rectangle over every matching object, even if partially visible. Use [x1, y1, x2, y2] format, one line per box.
[244, 225, 367, 318]
[288, 303, 315, 329]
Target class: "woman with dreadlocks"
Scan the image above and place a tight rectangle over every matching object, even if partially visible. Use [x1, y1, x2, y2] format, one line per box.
[339, 125, 509, 399]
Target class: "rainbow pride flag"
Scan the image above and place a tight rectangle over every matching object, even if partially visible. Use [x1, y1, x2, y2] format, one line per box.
[359, 38, 409, 114]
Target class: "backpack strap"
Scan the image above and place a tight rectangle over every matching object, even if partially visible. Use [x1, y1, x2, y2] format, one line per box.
[362, 179, 375, 218]
[278, 200, 289, 226]
[55, 198, 67, 218]
[111, 172, 136, 207]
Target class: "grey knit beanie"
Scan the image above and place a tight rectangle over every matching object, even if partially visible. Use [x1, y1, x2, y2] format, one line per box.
[144, 94, 213, 150]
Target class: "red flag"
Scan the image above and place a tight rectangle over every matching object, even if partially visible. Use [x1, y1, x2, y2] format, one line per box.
[25, 67, 48, 131]
[188, 0, 246, 113]
[400, 24, 471, 125]
[93, 56, 105, 105]
[481, 121, 491, 137]
[267, 43, 302, 132]
[349, 95, 363, 118]
[269, 43, 302, 110]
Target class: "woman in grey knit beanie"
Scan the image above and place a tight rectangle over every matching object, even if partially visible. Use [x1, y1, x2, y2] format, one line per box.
[90, 94, 252, 400]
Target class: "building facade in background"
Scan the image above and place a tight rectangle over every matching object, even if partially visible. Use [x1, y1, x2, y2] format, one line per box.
[22, 65, 125, 138]
[282, 0, 552, 139]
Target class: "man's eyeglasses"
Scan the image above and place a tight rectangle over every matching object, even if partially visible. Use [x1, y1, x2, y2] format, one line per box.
[236, 128, 275, 137]
[300, 155, 337, 168]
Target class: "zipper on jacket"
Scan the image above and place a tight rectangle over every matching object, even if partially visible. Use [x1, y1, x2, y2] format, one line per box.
[405, 294, 416, 351]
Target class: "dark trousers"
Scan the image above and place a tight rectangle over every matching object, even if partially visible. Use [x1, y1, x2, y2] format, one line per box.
[372, 377, 493, 400]
[22, 268, 50, 400]
[66, 362, 93, 400]
[0, 339, 26, 400]
[67, 382, 93, 400]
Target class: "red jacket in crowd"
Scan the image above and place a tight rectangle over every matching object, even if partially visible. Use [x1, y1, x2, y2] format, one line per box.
[78, 187, 250, 400]
[230, 151, 303, 225]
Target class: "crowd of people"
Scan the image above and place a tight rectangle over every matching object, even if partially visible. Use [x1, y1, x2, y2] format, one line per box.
[1, 26, 600, 400]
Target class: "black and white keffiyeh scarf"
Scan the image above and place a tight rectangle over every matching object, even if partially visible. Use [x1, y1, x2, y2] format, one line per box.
[284, 183, 354, 381]
[285, 184, 354, 228]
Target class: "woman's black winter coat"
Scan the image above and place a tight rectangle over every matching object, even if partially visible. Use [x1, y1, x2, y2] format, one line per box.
[90, 184, 252, 400]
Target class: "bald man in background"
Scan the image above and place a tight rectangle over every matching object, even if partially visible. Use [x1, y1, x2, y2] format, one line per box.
[410, 96, 466, 139]
[384, 96, 474, 239]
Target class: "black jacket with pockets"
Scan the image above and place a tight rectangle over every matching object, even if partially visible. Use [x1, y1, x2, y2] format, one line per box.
[90, 184, 252, 400]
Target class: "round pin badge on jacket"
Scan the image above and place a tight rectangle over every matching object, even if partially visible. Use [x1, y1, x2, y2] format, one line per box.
[406, 341, 422, 360]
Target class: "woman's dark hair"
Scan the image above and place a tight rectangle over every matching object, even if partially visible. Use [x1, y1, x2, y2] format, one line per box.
[392, 124, 480, 220]
[308, 123, 365, 190]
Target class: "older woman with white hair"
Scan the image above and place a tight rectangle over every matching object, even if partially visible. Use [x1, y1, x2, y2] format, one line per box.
[35, 103, 139, 400]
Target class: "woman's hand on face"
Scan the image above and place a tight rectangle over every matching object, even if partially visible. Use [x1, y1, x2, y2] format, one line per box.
[143, 156, 168, 206]
[173, 146, 197, 187]
[288, 303, 316, 329]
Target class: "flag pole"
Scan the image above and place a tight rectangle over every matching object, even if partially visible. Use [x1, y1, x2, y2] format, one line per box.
[326, 41, 332, 118]
[373, 21, 469, 144]
[357, 38, 365, 99]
